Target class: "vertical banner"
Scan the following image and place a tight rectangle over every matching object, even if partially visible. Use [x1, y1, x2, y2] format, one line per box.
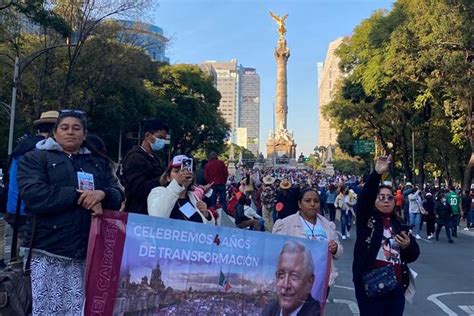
[84, 211, 128, 316]
[85, 211, 331, 315]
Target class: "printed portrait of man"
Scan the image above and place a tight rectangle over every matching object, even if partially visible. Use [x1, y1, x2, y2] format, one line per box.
[262, 240, 321, 316]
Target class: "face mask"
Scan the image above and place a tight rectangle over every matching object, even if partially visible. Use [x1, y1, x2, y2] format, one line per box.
[150, 137, 166, 152]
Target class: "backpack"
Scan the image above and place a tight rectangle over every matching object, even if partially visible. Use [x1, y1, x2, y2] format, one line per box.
[0, 135, 44, 216]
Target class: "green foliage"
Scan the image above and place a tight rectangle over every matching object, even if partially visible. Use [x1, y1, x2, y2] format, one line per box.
[147, 64, 230, 157]
[0, 9, 229, 166]
[333, 159, 365, 175]
[324, 0, 472, 185]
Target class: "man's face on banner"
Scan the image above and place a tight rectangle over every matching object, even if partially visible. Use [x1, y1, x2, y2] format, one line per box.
[275, 251, 314, 313]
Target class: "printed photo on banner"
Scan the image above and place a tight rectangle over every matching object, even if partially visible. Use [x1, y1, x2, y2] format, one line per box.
[84, 212, 331, 316]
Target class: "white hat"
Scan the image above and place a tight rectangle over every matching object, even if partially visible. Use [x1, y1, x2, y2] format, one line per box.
[262, 175, 275, 185]
[170, 155, 189, 167]
[405, 182, 413, 186]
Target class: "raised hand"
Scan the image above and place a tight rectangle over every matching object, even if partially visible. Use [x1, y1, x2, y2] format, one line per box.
[175, 170, 194, 187]
[374, 155, 392, 175]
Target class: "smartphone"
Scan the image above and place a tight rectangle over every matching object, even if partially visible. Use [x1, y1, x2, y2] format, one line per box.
[181, 158, 193, 172]
[399, 224, 411, 235]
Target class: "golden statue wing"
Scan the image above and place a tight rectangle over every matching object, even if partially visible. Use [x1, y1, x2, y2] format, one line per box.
[269, 11, 280, 23]
[282, 14, 288, 21]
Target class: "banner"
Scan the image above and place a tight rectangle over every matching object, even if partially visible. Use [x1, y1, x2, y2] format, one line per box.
[85, 211, 331, 315]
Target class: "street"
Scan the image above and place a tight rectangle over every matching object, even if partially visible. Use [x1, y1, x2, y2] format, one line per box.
[325, 223, 474, 316]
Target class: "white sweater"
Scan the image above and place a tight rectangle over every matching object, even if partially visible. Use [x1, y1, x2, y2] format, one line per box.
[147, 179, 215, 225]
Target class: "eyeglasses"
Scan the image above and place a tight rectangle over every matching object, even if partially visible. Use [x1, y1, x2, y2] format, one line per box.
[59, 109, 86, 118]
[377, 194, 395, 202]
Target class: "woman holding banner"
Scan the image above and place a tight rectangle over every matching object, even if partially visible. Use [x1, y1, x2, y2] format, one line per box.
[353, 156, 419, 316]
[148, 155, 215, 224]
[17, 110, 123, 315]
[272, 187, 342, 298]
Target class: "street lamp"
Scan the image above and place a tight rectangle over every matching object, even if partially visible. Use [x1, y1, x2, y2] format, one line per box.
[1, 44, 76, 158]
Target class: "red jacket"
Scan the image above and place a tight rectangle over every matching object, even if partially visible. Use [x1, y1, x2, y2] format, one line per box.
[204, 158, 228, 185]
[395, 190, 403, 207]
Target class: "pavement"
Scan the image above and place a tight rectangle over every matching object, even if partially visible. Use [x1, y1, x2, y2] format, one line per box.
[324, 220, 474, 316]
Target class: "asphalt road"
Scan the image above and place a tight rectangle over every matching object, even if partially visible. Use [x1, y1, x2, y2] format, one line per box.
[325, 222, 474, 316]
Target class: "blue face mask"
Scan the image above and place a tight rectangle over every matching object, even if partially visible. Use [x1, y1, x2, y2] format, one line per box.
[151, 137, 166, 151]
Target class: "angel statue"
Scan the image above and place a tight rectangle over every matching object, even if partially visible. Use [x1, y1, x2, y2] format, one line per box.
[269, 12, 288, 37]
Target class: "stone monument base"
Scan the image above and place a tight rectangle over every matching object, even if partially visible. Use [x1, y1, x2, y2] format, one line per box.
[266, 129, 297, 159]
[322, 164, 335, 176]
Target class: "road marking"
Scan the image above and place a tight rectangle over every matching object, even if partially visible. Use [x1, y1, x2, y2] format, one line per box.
[427, 292, 474, 316]
[333, 299, 360, 315]
[333, 285, 354, 291]
[458, 305, 474, 315]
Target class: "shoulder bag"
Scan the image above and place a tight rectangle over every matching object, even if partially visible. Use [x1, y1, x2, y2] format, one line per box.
[362, 265, 398, 298]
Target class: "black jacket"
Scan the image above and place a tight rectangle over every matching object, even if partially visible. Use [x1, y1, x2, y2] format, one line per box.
[434, 201, 452, 222]
[262, 294, 320, 316]
[121, 146, 164, 214]
[275, 187, 300, 220]
[17, 139, 123, 259]
[352, 171, 420, 292]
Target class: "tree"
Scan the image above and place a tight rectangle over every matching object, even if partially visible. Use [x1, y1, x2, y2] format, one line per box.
[323, 0, 472, 186]
[147, 64, 230, 157]
[51, 0, 156, 103]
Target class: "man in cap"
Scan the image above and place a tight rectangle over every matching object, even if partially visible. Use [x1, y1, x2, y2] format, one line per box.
[1, 110, 59, 265]
[275, 179, 300, 220]
[121, 119, 169, 214]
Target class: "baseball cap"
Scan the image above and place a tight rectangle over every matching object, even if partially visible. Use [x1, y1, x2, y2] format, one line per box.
[170, 155, 189, 168]
[405, 182, 413, 186]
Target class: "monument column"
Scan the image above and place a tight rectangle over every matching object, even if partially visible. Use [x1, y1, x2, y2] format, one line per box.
[275, 38, 290, 130]
[266, 12, 297, 161]
[270, 12, 290, 130]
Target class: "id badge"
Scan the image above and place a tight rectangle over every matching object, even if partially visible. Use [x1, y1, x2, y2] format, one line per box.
[77, 171, 95, 191]
[179, 202, 197, 218]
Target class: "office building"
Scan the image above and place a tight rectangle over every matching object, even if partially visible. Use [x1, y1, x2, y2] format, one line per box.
[318, 38, 344, 147]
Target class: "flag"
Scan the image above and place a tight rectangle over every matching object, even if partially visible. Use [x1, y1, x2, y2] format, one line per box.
[224, 280, 232, 292]
[218, 270, 225, 286]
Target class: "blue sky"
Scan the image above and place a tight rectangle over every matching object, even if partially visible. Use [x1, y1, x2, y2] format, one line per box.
[152, 0, 394, 156]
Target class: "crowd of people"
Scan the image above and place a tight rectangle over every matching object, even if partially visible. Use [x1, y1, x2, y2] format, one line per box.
[0, 111, 472, 315]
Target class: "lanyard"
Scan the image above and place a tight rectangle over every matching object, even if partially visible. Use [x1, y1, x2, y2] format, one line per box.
[300, 214, 316, 238]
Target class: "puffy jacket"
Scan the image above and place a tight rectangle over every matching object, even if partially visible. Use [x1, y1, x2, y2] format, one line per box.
[147, 179, 215, 225]
[17, 138, 123, 259]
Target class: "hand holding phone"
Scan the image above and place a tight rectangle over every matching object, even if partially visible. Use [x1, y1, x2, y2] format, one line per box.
[181, 158, 193, 172]
[399, 224, 411, 235]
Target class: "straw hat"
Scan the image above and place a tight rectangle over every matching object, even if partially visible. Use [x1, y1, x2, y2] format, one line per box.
[262, 175, 275, 185]
[33, 110, 59, 127]
[280, 179, 291, 190]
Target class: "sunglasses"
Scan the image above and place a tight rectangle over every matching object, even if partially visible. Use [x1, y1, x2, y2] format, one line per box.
[377, 194, 395, 202]
[59, 109, 86, 118]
